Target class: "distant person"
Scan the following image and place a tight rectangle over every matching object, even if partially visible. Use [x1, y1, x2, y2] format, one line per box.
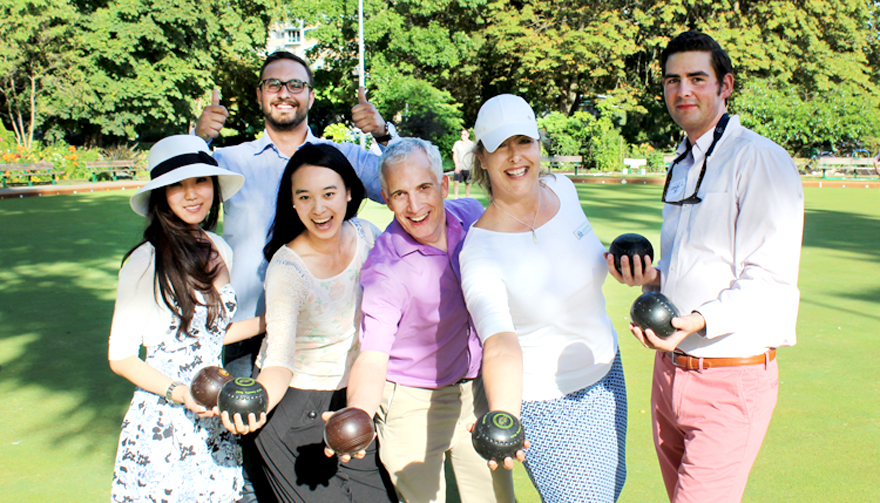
[194, 51, 397, 501]
[327, 138, 515, 502]
[460, 95, 627, 502]
[220, 144, 397, 503]
[607, 31, 804, 503]
[108, 135, 264, 502]
[452, 129, 476, 198]
[873, 149, 880, 175]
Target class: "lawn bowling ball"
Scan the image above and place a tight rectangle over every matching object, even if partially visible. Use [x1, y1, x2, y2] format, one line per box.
[217, 377, 268, 419]
[630, 292, 680, 339]
[609, 233, 654, 275]
[471, 410, 525, 462]
[323, 407, 375, 455]
[190, 365, 233, 408]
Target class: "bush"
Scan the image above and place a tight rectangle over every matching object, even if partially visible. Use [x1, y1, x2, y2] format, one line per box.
[538, 111, 627, 172]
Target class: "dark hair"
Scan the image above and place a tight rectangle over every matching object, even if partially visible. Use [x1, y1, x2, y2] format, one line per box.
[260, 51, 313, 85]
[660, 31, 734, 84]
[123, 176, 224, 338]
[264, 144, 366, 261]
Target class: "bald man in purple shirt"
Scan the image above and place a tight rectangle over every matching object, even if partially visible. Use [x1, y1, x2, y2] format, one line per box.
[332, 138, 514, 503]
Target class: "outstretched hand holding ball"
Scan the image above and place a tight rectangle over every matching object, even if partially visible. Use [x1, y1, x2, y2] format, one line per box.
[323, 407, 375, 462]
[471, 411, 528, 471]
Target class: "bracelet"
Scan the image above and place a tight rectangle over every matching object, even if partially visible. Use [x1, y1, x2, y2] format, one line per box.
[165, 381, 185, 405]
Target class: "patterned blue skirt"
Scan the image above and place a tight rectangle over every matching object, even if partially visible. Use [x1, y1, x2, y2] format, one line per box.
[520, 352, 627, 502]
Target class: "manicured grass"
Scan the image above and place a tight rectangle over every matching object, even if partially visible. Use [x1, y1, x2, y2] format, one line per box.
[0, 184, 877, 502]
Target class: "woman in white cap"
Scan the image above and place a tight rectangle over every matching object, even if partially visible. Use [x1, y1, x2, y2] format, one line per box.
[220, 143, 396, 502]
[459, 95, 627, 502]
[108, 135, 265, 502]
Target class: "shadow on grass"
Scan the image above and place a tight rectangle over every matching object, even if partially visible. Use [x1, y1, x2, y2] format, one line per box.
[2, 185, 877, 459]
[0, 192, 147, 452]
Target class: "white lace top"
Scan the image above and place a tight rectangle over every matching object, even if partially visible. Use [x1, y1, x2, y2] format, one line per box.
[256, 218, 379, 390]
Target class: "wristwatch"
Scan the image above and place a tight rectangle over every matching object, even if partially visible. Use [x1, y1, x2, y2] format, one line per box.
[373, 122, 396, 143]
[165, 381, 185, 405]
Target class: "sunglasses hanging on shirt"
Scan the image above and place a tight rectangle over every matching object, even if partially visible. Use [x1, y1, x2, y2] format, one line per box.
[661, 113, 731, 205]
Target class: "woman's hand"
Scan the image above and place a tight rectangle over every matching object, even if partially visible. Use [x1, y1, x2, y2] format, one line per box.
[218, 408, 267, 435]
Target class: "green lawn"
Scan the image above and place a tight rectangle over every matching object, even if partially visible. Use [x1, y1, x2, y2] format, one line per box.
[0, 184, 877, 502]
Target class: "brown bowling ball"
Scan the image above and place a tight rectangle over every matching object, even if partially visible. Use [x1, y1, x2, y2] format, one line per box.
[190, 366, 233, 408]
[323, 407, 374, 455]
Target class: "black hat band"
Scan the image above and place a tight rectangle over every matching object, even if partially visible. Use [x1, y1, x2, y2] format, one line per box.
[151, 151, 219, 180]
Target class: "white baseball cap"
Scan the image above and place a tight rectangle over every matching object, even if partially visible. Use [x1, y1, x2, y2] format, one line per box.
[474, 94, 540, 153]
[129, 135, 244, 216]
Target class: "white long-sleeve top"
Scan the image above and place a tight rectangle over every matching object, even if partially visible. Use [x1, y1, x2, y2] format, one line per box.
[460, 174, 618, 401]
[108, 231, 233, 360]
[255, 219, 379, 390]
[658, 115, 804, 358]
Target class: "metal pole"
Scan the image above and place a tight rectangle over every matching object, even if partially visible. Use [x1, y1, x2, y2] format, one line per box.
[358, 0, 366, 149]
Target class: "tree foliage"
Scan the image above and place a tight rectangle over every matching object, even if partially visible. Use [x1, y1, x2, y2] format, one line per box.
[2, 0, 878, 157]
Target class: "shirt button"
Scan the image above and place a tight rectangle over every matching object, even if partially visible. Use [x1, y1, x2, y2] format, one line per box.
[308, 410, 317, 419]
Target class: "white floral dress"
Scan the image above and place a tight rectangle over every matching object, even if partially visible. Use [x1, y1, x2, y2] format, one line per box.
[111, 284, 244, 503]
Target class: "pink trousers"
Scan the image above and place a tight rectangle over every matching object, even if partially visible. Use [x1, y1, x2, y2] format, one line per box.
[652, 350, 779, 503]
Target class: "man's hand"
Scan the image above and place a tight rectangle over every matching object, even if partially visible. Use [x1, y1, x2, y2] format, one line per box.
[351, 87, 387, 139]
[194, 89, 229, 143]
[605, 252, 659, 287]
[630, 312, 705, 352]
[320, 411, 371, 462]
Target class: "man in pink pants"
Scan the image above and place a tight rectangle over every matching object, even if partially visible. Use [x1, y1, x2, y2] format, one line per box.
[607, 31, 804, 502]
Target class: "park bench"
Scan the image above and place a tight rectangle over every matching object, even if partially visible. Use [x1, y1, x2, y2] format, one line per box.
[814, 157, 878, 179]
[0, 162, 61, 188]
[86, 159, 145, 182]
[541, 155, 583, 174]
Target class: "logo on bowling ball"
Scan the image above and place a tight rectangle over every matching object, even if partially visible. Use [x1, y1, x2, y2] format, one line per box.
[472, 411, 525, 462]
[218, 377, 269, 418]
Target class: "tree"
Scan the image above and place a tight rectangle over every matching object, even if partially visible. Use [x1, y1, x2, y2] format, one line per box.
[0, 0, 78, 149]
[38, 0, 279, 146]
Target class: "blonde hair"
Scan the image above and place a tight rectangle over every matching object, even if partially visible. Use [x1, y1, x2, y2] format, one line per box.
[471, 140, 548, 198]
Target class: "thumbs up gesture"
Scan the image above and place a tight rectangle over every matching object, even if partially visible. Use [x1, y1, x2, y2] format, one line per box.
[195, 89, 229, 143]
[351, 87, 389, 141]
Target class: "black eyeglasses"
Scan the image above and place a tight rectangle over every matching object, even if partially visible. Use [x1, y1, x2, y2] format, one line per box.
[661, 113, 730, 206]
[259, 78, 311, 94]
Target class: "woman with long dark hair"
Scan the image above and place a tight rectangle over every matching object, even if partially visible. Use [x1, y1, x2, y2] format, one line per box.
[108, 135, 264, 502]
[222, 143, 396, 503]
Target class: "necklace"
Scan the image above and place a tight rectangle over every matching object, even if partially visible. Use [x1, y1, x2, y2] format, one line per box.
[492, 187, 542, 244]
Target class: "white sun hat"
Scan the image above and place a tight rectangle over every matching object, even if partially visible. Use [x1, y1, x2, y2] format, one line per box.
[473, 94, 540, 153]
[129, 135, 244, 216]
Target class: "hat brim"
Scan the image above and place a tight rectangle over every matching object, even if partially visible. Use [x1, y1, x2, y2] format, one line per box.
[130, 163, 245, 217]
[480, 123, 541, 153]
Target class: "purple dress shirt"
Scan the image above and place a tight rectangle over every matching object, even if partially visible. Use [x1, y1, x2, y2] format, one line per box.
[359, 198, 485, 389]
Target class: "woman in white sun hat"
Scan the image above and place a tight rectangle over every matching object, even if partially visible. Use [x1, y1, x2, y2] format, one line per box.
[108, 135, 265, 502]
[459, 95, 627, 502]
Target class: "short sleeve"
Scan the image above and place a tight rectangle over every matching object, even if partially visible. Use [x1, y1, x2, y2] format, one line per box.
[258, 250, 310, 372]
[459, 235, 516, 341]
[108, 244, 160, 360]
[359, 250, 405, 354]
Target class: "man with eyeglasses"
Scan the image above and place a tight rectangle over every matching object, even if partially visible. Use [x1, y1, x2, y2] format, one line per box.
[193, 51, 397, 503]
[607, 31, 804, 503]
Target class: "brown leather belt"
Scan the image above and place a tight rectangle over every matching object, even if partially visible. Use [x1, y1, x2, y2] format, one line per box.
[668, 349, 776, 370]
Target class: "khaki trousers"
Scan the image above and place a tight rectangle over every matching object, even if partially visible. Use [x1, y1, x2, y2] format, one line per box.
[375, 378, 515, 503]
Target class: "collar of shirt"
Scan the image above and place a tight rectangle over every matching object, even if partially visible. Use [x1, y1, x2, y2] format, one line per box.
[675, 115, 742, 169]
[384, 205, 465, 259]
[250, 127, 323, 159]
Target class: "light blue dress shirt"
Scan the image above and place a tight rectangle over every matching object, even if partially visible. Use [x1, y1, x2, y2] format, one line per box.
[213, 129, 385, 321]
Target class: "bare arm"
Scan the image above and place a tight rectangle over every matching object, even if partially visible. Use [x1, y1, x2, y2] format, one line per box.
[224, 314, 266, 344]
[109, 355, 208, 416]
[344, 350, 390, 418]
